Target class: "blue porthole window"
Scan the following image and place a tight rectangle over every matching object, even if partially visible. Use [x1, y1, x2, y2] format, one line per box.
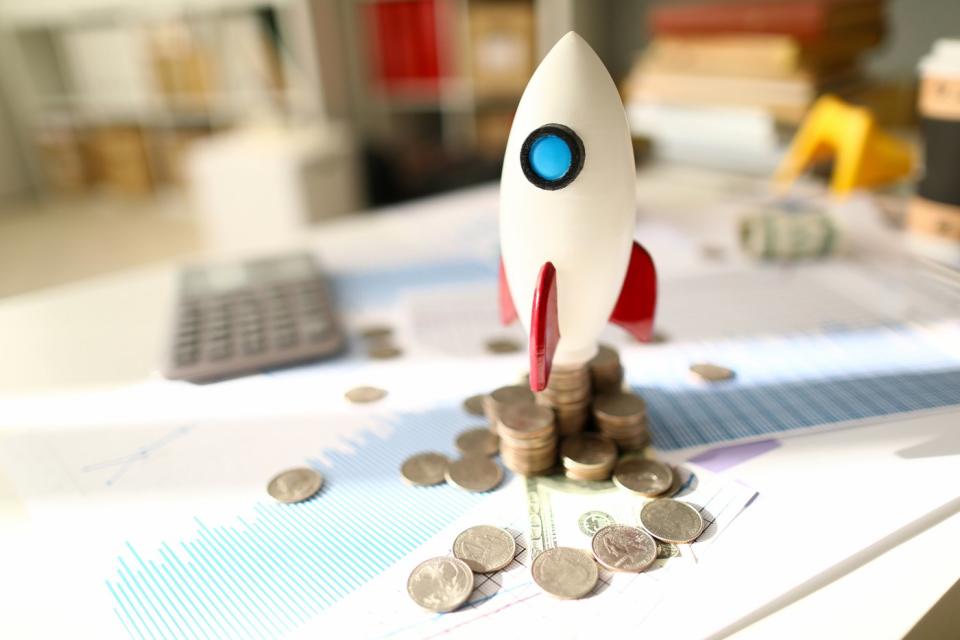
[520, 124, 585, 190]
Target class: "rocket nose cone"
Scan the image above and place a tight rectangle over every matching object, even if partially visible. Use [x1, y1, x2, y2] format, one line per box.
[539, 30, 600, 73]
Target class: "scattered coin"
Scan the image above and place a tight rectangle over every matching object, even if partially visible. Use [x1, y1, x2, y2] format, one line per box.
[368, 344, 403, 359]
[400, 452, 450, 486]
[344, 385, 387, 404]
[406, 556, 474, 613]
[689, 362, 735, 382]
[445, 456, 503, 492]
[591, 524, 658, 573]
[531, 547, 599, 600]
[359, 325, 393, 340]
[462, 394, 486, 417]
[452, 525, 516, 573]
[613, 458, 674, 497]
[455, 428, 499, 457]
[640, 498, 704, 544]
[485, 337, 522, 354]
[266, 467, 324, 504]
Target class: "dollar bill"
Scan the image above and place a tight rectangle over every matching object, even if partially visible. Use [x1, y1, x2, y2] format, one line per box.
[524, 468, 695, 563]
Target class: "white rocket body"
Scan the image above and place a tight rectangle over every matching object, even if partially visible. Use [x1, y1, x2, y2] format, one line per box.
[499, 32, 637, 366]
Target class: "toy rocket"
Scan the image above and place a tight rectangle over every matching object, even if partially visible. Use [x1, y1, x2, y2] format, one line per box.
[498, 32, 657, 392]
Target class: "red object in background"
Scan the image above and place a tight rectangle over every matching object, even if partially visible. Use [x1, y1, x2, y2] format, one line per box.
[649, 0, 884, 43]
[365, 0, 442, 93]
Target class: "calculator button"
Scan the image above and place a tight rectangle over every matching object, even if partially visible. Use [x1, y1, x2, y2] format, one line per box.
[175, 347, 198, 366]
[207, 342, 232, 360]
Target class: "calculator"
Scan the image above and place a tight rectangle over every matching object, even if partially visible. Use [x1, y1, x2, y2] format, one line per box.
[164, 253, 345, 382]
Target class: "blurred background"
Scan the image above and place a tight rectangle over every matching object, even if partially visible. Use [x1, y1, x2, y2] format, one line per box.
[0, 0, 956, 298]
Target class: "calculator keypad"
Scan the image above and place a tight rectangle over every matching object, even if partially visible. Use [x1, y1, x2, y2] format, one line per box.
[165, 255, 344, 382]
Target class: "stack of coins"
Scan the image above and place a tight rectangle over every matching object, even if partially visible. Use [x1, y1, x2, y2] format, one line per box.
[588, 344, 624, 394]
[592, 391, 649, 451]
[497, 403, 557, 476]
[536, 363, 591, 435]
[560, 433, 617, 481]
[483, 385, 535, 432]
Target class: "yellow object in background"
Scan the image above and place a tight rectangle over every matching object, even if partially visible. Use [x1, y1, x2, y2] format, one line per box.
[775, 95, 914, 195]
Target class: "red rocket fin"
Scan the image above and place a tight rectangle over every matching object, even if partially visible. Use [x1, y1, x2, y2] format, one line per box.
[610, 241, 657, 341]
[529, 262, 560, 392]
[498, 257, 518, 325]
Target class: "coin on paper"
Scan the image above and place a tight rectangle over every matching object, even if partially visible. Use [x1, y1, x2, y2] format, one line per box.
[445, 456, 503, 493]
[640, 498, 704, 544]
[462, 394, 486, 417]
[367, 344, 403, 359]
[591, 524, 657, 573]
[455, 428, 500, 457]
[359, 325, 393, 340]
[612, 458, 674, 497]
[406, 556, 474, 613]
[453, 525, 516, 573]
[266, 467, 324, 504]
[531, 547, 598, 600]
[344, 385, 387, 404]
[689, 362, 735, 382]
[400, 452, 450, 486]
[485, 337, 522, 354]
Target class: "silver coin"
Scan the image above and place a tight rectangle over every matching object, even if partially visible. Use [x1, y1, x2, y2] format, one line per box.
[485, 337, 522, 354]
[368, 344, 403, 359]
[640, 498, 704, 544]
[591, 525, 657, 573]
[266, 467, 324, 504]
[406, 556, 474, 613]
[455, 428, 500, 457]
[689, 362, 735, 382]
[561, 433, 617, 468]
[613, 458, 674, 497]
[344, 385, 388, 404]
[462, 394, 486, 416]
[593, 392, 646, 418]
[445, 456, 503, 492]
[488, 385, 535, 407]
[359, 325, 393, 340]
[400, 452, 450, 486]
[452, 525, 516, 573]
[530, 547, 598, 599]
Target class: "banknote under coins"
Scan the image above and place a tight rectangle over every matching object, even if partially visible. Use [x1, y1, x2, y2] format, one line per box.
[593, 391, 650, 451]
[588, 344, 624, 394]
[530, 547, 599, 600]
[406, 556, 474, 613]
[496, 403, 557, 476]
[640, 498, 704, 544]
[455, 428, 499, 457]
[344, 385, 387, 404]
[445, 455, 504, 492]
[560, 433, 617, 481]
[266, 467, 324, 504]
[400, 452, 450, 486]
[483, 384, 536, 431]
[590, 524, 658, 573]
[612, 458, 674, 497]
[452, 525, 516, 573]
[536, 363, 592, 435]
[690, 362, 736, 382]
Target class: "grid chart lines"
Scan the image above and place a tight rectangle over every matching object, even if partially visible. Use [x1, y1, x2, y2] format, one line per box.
[636, 325, 960, 450]
[106, 407, 494, 640]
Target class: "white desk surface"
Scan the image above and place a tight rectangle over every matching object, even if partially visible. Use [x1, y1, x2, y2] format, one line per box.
[1, 165, 957, 639]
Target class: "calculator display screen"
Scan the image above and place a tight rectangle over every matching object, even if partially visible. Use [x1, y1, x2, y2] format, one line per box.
[183, 264, 249, 296]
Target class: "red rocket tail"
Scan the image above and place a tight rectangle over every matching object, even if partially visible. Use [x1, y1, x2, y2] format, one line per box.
[529, 262, 560, 392]
[609, 241, 657, 341]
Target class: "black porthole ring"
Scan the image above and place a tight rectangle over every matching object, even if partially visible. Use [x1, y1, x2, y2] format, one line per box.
[520, 123, 585, 191]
